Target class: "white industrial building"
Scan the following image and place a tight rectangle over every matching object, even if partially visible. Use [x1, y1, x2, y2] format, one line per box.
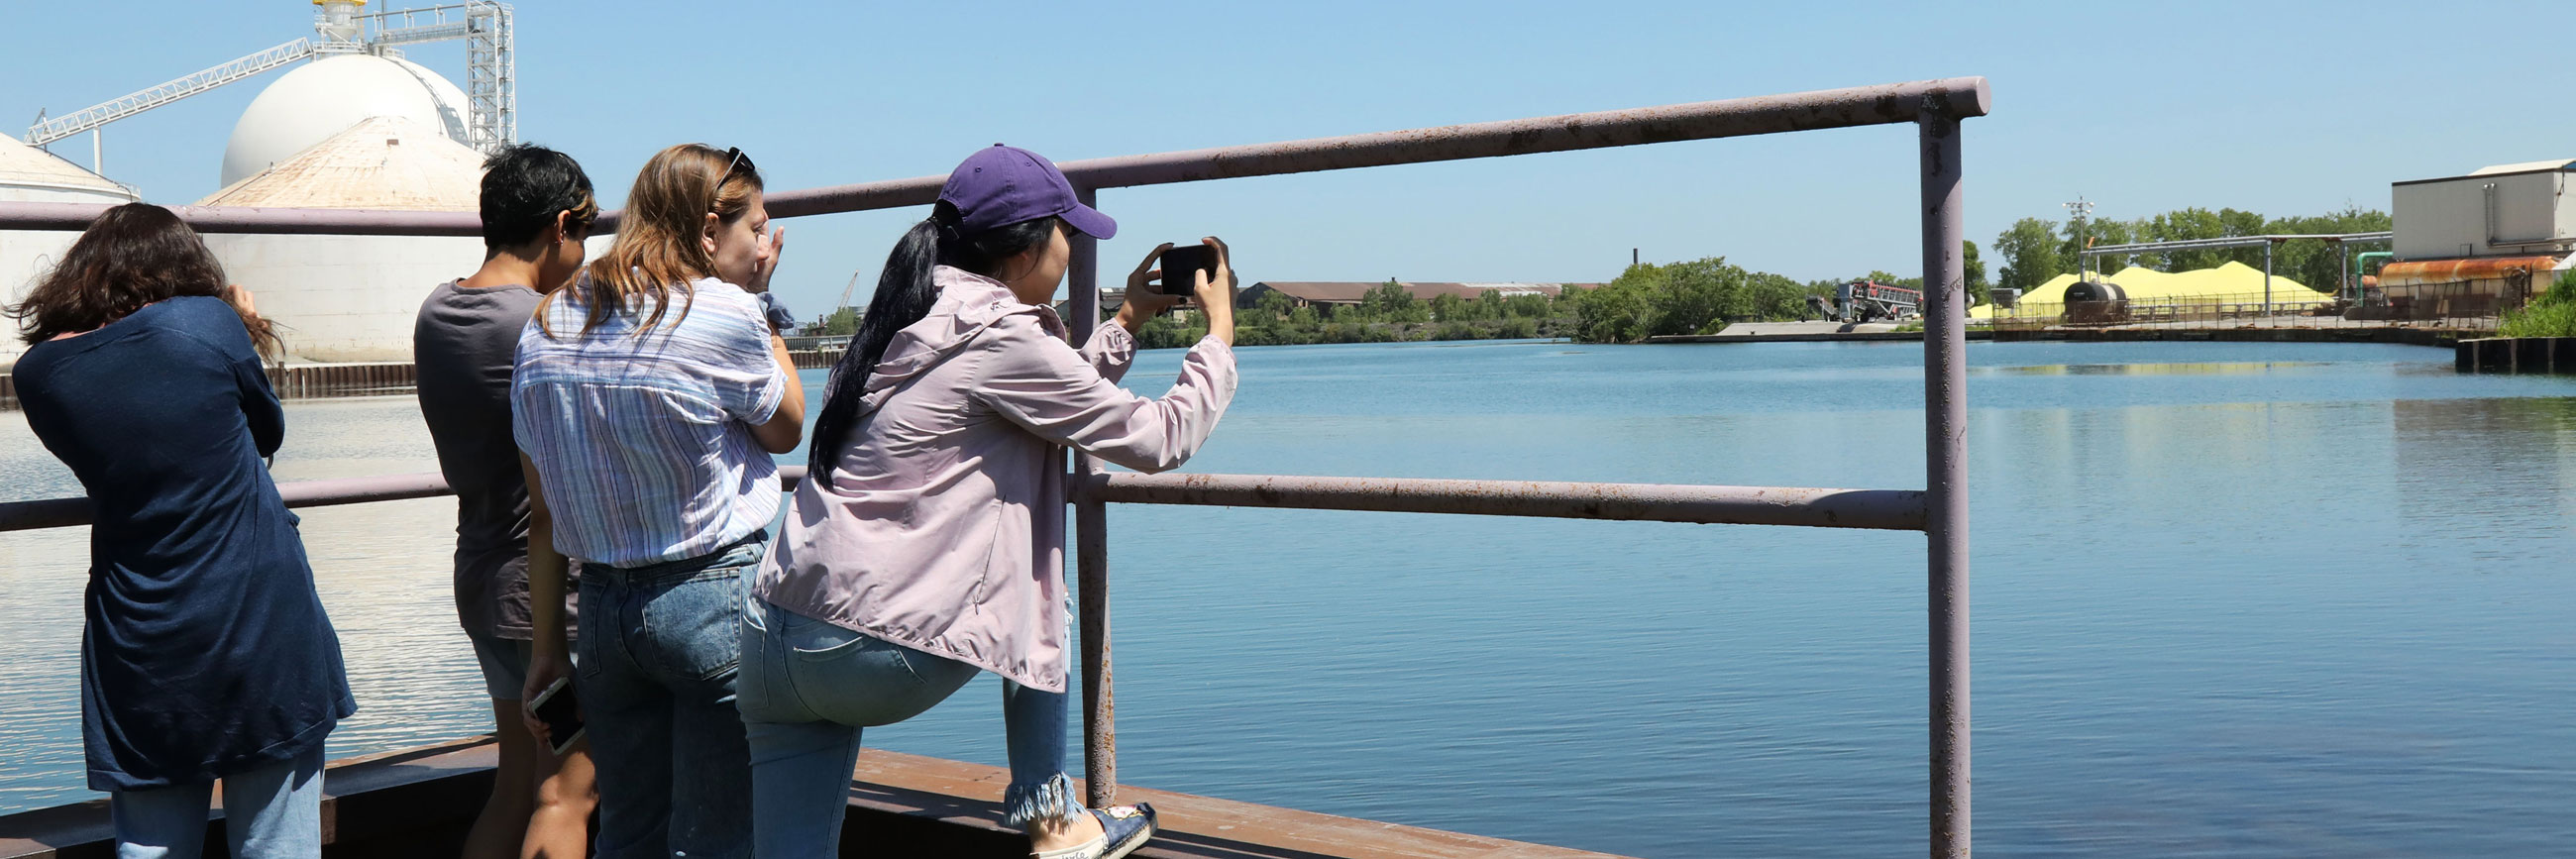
[0, 136, 141, 370]
[2384, 159, 2575, 307]
[198, 109, 485, 362]
[6, 1, 519, 367]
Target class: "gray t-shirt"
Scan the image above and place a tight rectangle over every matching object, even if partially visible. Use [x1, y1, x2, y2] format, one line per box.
[414, 280, 574, 639]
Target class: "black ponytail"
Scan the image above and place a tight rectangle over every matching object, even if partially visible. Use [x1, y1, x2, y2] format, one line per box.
[806, 203, 1065, 478]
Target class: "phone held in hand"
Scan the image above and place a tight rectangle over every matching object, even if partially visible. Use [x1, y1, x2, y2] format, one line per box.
[1157, 244, 1217, 297]
[527, 676, 586, 756]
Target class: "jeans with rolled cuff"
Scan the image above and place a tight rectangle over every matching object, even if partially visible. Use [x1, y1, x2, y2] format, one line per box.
[737, 593, 1081, 858]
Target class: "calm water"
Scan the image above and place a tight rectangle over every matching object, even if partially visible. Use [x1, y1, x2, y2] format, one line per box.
[3, 339, 2572, 857]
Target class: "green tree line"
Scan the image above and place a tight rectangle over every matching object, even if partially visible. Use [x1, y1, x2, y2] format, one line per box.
[1993, 205, 2390, 298]
[811, 242, 2016, 349]
[1133, 280, 1578, 349]
[1556, 243, 1987, 343]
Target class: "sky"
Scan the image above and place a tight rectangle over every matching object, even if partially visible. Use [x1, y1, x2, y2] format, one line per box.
[5, 0, 2569, 311]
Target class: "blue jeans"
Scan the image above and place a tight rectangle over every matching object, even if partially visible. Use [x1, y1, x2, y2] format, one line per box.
[737, 594, 1081, 858]
[577, 533, 765, 859]
[110, 745, 324, 859]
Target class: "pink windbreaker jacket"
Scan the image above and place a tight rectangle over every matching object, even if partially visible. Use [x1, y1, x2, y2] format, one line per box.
[755, 266, 1237, 692]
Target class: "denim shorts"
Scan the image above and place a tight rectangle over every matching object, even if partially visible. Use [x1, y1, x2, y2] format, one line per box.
[467, 633, 533, 700]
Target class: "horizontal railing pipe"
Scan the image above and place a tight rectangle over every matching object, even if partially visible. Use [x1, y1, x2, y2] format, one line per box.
[2, 467, 1924, 533]
[0, 77, 1988, 234]
[0, 472, 458, 532]
[0, 202, 486, 236]
[1082, 472, 1928, 531]
[768, 77, 1989, 217]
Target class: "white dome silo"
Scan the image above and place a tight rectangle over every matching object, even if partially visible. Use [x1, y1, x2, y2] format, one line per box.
[220, 54, 472, 187]
[199, 115, 483, 363]
[2, 133, 141, 370]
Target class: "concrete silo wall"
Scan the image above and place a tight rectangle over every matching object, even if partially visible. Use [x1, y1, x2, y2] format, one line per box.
[204, 233, 483, 363]
[0, 230, 83, 370]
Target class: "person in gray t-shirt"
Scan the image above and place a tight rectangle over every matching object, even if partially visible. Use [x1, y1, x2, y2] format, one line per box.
[413, 143, 598, 859]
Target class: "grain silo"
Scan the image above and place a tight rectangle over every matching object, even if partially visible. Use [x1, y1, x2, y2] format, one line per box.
[196, 114, 483, 362]
[11, 0, 521, 365]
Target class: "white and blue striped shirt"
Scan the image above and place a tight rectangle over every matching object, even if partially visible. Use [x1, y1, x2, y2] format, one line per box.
[511, 276, 787, 568]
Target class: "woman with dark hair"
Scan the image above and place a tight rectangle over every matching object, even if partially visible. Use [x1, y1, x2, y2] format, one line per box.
[416, 141, 600, 859]
[511, 143, 804, 859]
[741, 145, 1238, 859]
[6, 203, 353, 859]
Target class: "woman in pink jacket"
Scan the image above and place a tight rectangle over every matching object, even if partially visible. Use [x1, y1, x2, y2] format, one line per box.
[740, 145, 1237, 859]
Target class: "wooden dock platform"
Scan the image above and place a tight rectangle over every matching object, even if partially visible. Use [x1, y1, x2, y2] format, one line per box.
[0, 737, 1628, 859]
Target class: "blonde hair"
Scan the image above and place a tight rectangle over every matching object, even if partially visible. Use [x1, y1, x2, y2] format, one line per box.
[545, 143, 762, 336]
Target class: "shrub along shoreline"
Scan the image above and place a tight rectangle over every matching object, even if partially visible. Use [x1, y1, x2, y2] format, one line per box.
[2496, 270, 2576, 339]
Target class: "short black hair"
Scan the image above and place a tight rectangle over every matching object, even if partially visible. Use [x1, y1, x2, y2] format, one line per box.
[479, 144, 595, 252]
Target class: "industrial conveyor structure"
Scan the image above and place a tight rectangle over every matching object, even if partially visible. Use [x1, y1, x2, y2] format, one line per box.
[24, 1, 514, 172]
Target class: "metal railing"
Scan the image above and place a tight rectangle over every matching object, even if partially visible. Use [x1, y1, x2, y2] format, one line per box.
[0, 77, 1986, 856]
[1984, 285, 2509, 332]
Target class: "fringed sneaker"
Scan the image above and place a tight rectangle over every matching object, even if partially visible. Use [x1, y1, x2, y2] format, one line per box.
[1030, 803, 1157, 859]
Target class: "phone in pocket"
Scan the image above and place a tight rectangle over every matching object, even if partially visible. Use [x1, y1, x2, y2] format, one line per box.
[527, 676, 587, 756]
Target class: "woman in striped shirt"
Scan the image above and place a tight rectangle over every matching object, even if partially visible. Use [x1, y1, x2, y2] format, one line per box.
[510, 144, 805, 859]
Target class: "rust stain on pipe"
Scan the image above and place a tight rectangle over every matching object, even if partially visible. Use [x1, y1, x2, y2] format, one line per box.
[1080, 473, 1927, 531]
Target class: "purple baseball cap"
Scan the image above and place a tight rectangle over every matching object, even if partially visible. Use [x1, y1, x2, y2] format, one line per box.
[937, 144, 1117, 240]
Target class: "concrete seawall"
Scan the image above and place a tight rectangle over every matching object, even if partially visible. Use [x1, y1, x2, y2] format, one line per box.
[2457, 337, 2576, 374]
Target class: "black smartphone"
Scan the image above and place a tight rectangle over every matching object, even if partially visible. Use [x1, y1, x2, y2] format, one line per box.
[1158, 244, 1217, 297]
[527, 676, 586, 756]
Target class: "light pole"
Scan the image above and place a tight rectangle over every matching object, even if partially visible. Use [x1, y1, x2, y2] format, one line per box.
[2062, 196, 2094, 281]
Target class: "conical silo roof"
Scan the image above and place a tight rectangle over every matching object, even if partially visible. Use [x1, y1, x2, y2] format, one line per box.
[0, 133, 137, 200]
[195, 115, 481, 211]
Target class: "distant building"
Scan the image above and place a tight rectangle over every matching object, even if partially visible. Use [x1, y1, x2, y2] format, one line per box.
[1238, 280, 1590, 309]
[2384, 158, 2575, 308]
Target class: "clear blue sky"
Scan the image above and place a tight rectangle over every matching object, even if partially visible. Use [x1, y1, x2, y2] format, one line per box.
[5, 0, 2565, 310]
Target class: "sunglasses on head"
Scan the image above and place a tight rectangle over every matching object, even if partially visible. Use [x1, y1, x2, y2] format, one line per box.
[720, 147, 755, 180]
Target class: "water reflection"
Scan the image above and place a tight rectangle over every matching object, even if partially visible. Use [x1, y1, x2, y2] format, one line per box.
[3, 341, 2574, 857]
[1984, 361, 2334, 376]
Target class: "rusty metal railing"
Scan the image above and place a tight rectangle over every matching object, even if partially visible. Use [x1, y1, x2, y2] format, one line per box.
[0, 76, 1986, 856]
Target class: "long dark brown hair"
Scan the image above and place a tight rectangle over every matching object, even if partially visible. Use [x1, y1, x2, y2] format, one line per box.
[807, 205, 1060, 478]
[544, 143, 762, 337]
[6, 203, 280, 356]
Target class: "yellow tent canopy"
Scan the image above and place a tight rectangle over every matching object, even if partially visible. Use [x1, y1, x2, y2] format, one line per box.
[1980, 262, 2328, 319]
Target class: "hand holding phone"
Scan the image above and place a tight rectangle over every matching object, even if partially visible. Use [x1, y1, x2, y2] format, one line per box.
[1157, 244, 1218, 298]
[525, 676, 587, 757]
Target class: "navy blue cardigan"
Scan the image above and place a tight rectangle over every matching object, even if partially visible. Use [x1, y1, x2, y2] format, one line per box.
[15, 295, 355, 792]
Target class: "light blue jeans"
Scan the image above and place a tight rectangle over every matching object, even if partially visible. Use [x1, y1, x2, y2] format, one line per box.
[577, 534, 766, 859]
[110, 744, 324, 859]
[737, 594, 1081, 858]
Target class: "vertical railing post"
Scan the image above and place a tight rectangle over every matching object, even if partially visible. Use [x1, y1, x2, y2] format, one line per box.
[1918, 108, 1971, 858]
[2263, 241, 2276, 321]
[1065, 186, 1119, 807]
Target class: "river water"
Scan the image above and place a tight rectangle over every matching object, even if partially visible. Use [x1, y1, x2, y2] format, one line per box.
[2, 339, 2571, 857]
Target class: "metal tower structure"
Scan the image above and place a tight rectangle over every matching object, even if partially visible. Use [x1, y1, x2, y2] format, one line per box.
[24, 1, 515, 172]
